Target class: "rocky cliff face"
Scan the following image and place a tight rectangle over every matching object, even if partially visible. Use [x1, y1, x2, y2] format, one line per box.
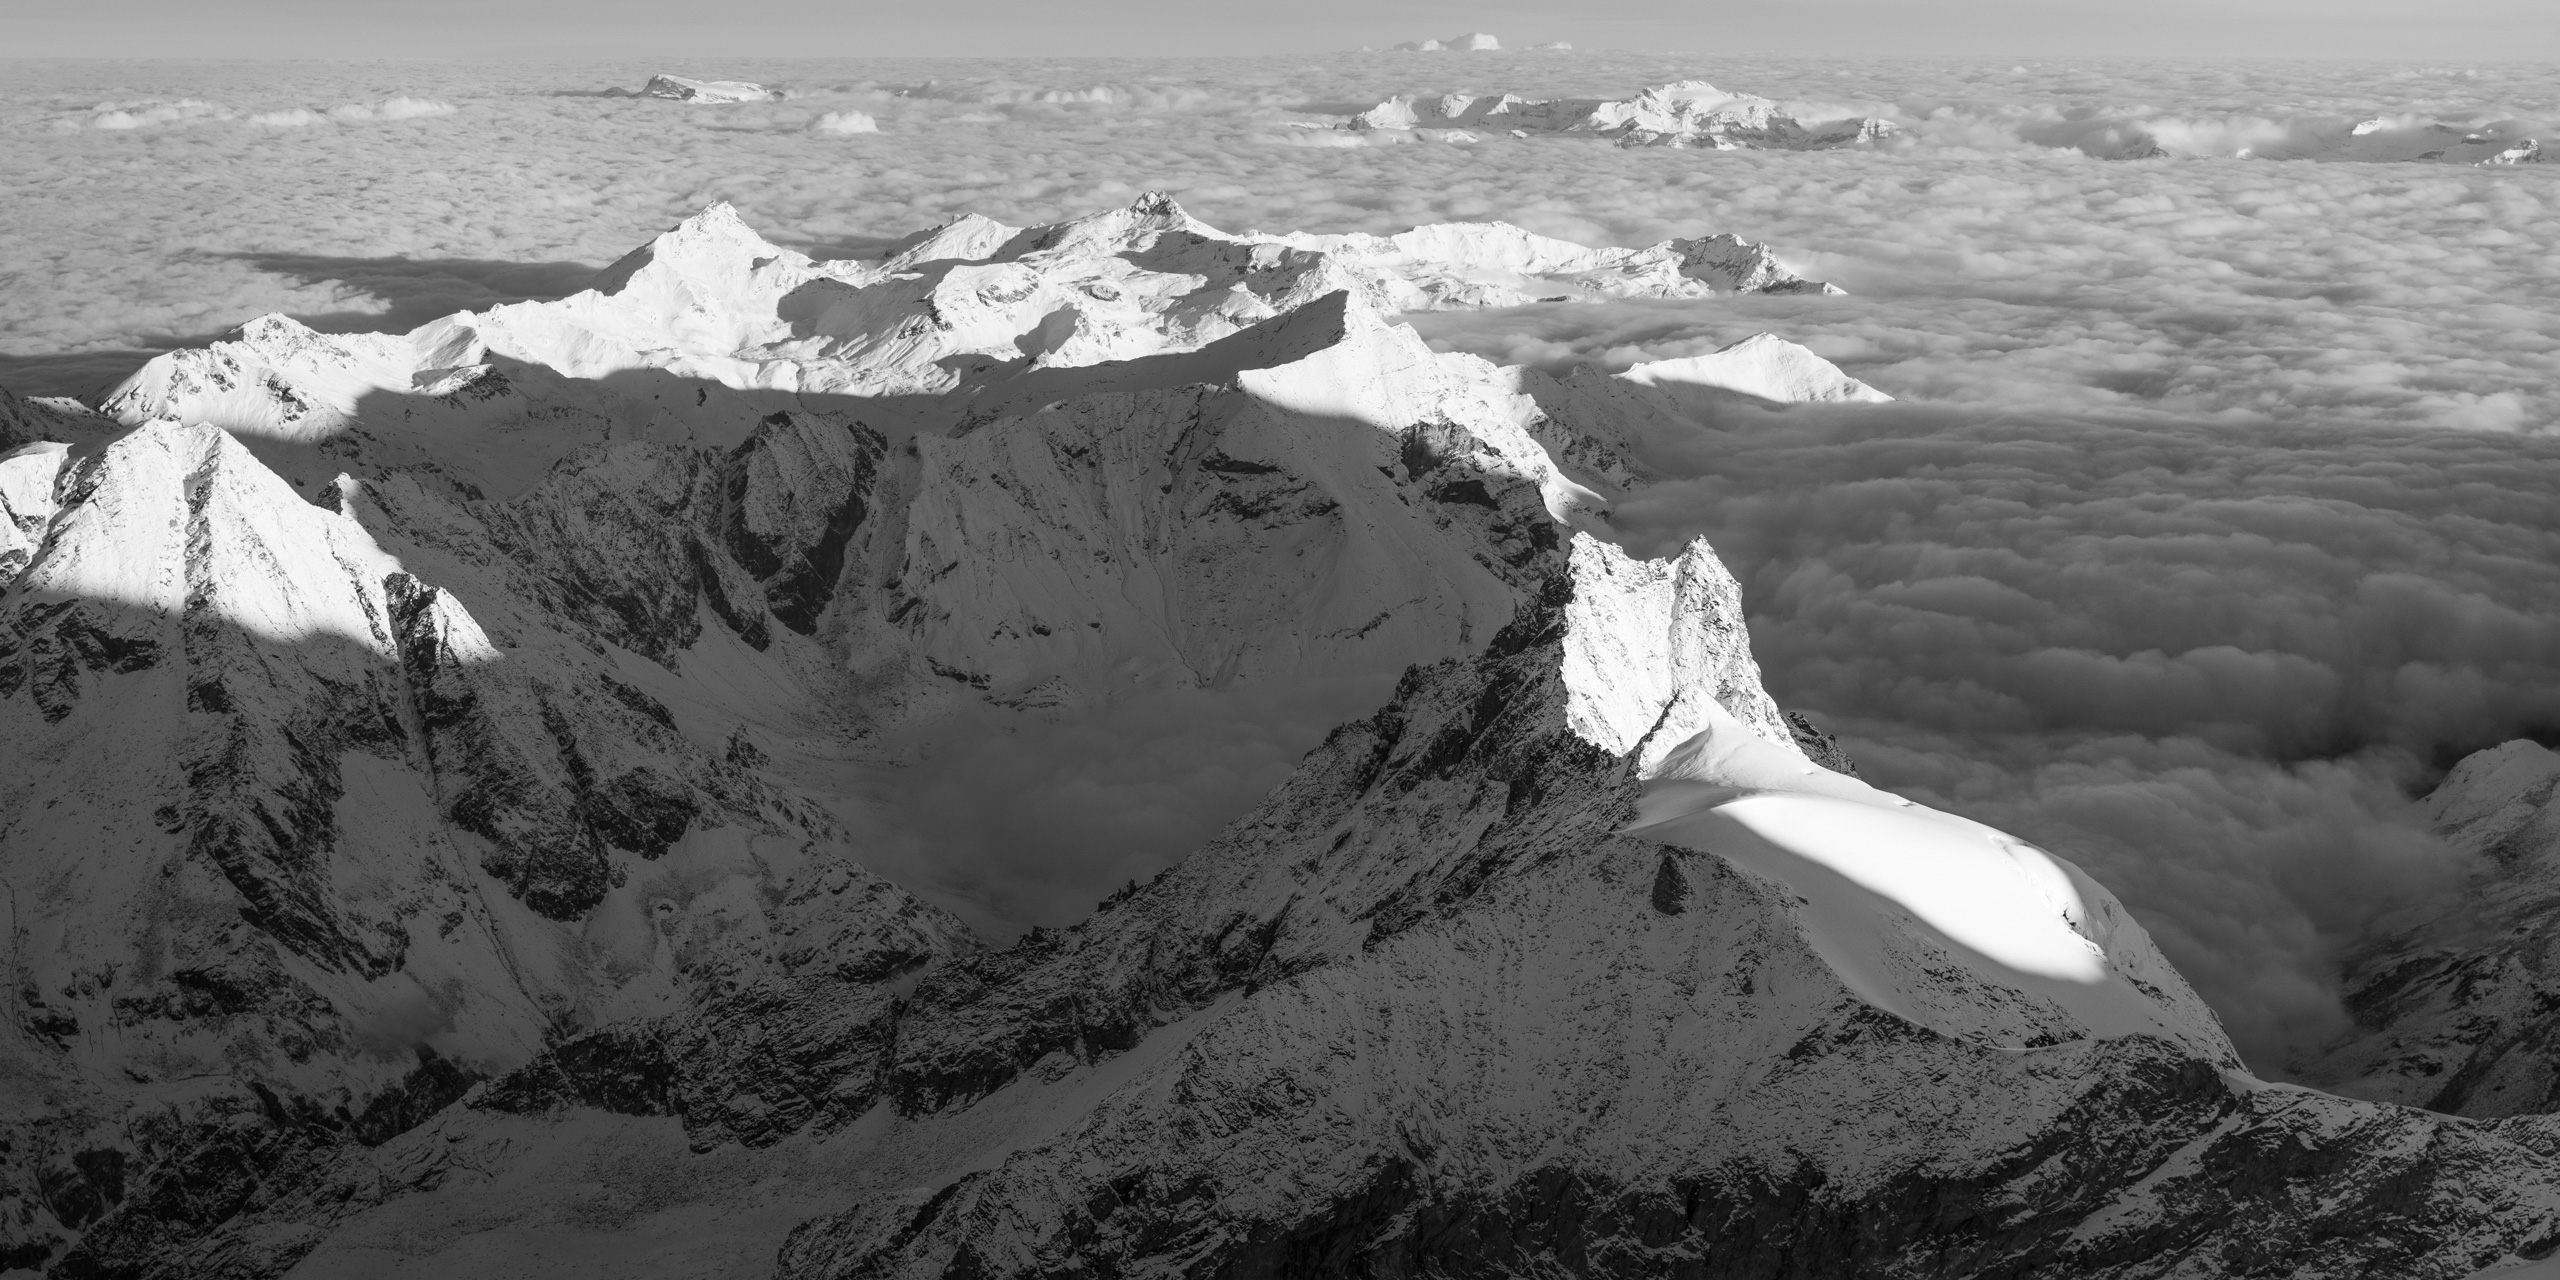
[5, 196, 2556, 1279]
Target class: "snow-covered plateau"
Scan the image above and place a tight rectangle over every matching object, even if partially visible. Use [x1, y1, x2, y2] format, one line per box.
[4, 194, 2560, 1280]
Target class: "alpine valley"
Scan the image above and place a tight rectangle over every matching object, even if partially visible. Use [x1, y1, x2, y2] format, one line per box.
[4, 193, 2558, 1280]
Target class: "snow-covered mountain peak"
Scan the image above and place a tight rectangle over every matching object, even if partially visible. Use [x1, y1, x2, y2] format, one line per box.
[1543, 521, 2239, 1064]
[97, 314, 435, 446]
[1622, 332, 1892, 406]
[9, 418, 410, 651]
[1012, 187, 1215, 254]
[590, 199, 791, 291]
[884, 210, 1016, 266]
[1558, 532, 1794, 766]
[2427, 738, 2560, 835]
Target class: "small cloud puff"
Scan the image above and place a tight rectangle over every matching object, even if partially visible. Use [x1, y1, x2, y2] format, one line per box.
[59, 97, 456, 132]
[62, 99, 232, 131]
[328, 98, 459, 122]
[812, 110, 879, 135]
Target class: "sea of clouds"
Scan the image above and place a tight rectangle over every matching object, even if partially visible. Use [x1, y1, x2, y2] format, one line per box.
[2, 52, 2555, 1070]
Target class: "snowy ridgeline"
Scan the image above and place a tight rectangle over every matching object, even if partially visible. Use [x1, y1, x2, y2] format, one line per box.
[5, 197, 2560, 1280]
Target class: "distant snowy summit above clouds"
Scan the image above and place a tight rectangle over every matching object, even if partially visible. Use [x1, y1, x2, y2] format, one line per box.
[1345, 80, 1896, 151]
[1312, 79, 2537, 165]
[2332, 116, 2539, 164]
[2055, 110, 2542, 165]
[638, 74, 785, 104]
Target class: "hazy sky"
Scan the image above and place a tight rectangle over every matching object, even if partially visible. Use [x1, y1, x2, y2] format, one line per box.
[11, 0, 2558, 60]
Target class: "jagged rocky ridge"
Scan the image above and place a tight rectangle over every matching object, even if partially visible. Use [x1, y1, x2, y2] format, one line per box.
[1345, 81, 1896, 151]
[4, 194, 2557, 1279]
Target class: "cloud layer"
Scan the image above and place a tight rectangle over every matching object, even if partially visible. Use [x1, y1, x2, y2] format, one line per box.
[1570, 398, 2560, 1067]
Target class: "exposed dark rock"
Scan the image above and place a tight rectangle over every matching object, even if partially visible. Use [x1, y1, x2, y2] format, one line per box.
[721, 411, 887, 635]
[1783, 710, 1860, 778]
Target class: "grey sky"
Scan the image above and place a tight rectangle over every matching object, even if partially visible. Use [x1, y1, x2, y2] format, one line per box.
[10, 0, 2557, 59]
